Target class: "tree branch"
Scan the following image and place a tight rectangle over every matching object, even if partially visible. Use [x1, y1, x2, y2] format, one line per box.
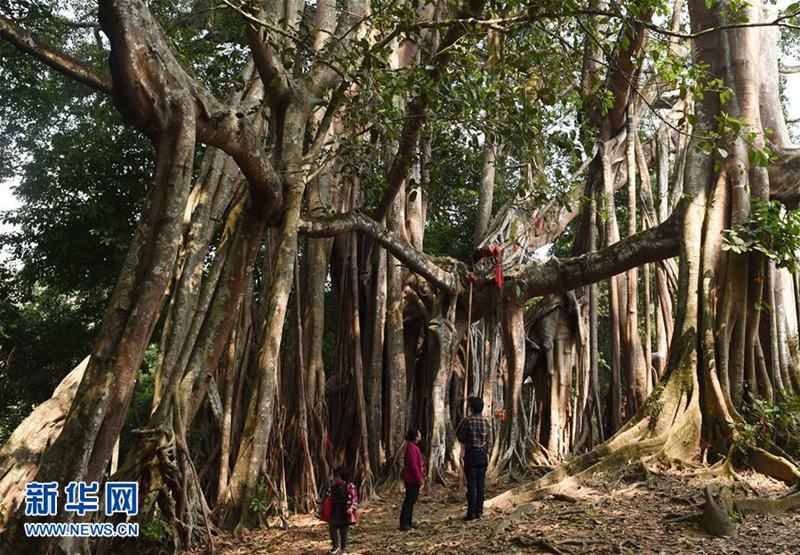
[0, 15, 112, 94]
[372, 0, 488, 222]
[387, 7, 800, 41]
[512, 209, 681, 300]
[299, 211, 463, 293]
[245, 23, 292, 106]
[300, 204, 683, 303]
[98, 0, 282, 206]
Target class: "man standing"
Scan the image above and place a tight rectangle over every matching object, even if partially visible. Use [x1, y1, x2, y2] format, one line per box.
[456, 396, 493, 521]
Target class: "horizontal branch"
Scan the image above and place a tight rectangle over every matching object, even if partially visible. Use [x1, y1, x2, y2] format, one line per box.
[0, 15, 112, 94]
[299, 211, 463, 293]
[301, 204, 682, 305]
[512, 210, 681, 300]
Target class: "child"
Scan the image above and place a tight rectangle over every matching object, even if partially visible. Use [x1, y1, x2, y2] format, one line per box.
[399, 429, 425, 531]
[328, 465, 358, 554]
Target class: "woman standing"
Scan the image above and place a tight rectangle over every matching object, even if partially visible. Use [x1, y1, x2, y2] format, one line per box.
[399, 429, 425, 531]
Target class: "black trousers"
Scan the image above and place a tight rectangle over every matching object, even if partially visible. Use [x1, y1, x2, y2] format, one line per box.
[400, 482, 421, 527]
[329, 523, 349, 550]
[465, 462, 487, 518]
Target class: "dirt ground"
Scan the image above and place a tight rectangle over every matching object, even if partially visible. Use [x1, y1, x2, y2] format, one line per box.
[199, 469, 800, 554]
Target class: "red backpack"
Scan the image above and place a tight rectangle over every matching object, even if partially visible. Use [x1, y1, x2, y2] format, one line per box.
[316, 491, 333, 522]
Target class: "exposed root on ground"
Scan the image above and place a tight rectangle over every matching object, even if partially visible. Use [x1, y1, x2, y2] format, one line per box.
[510, 534, 581, 555]
[748, 446, 800, 485]
[735, 485, 800, 514]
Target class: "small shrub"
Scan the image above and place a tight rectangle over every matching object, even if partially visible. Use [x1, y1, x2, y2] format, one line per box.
[734, 394, 800, 459]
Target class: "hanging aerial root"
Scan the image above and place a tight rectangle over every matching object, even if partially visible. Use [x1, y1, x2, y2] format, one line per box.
[490, 439, 553, 482]
[375, 445, 416, 493]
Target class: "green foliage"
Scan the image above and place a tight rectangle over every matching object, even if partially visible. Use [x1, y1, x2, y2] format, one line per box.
[722, 199, 800, 272]
[0, 1, 160, 440]
[0, 282, 97, 442]
[140, 512, 175, 553]
[695, 110, 774, 170]
[423, 130, 488, 259]
[3, 104, 149, 299]
[247, 477, 280, 524]
[735, 394, 800, 458]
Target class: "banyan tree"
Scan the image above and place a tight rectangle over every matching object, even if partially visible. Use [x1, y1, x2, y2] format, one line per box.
[0, 0, 799, 552]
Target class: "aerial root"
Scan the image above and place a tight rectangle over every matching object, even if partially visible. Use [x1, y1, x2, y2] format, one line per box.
[486, 427, 671, 512]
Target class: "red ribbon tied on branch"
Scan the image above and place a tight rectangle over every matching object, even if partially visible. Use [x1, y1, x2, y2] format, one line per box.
[476, 246, 504, 288]
[491, 246, 503, 288]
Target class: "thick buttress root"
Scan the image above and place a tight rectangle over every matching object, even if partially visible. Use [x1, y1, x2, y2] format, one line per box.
[747, 447, 800, 485]
[487, 338, 702, 512]
[0, 357, 87, 532]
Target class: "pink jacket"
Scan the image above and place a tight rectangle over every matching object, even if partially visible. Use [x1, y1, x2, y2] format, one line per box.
[402, 441, 425, 484]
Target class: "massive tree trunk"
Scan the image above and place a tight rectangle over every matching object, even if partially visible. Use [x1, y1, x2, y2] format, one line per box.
[217, 183, 304, 528]
[366, 248, 387, 473]
[385, 188, 409, 462]
[601, 140, 625, 432]
[425, 296, 460, 483]
[624, 109, 648, 410]
[490, 298, 550, 473]
[4, 92, 198, 551]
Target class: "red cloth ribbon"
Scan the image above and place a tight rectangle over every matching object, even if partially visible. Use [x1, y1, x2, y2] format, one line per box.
[492, 246, 503, 288]
[476, 246, 503, 288]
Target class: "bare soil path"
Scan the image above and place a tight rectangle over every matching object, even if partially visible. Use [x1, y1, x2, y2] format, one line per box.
[196, 470, 800, 554]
